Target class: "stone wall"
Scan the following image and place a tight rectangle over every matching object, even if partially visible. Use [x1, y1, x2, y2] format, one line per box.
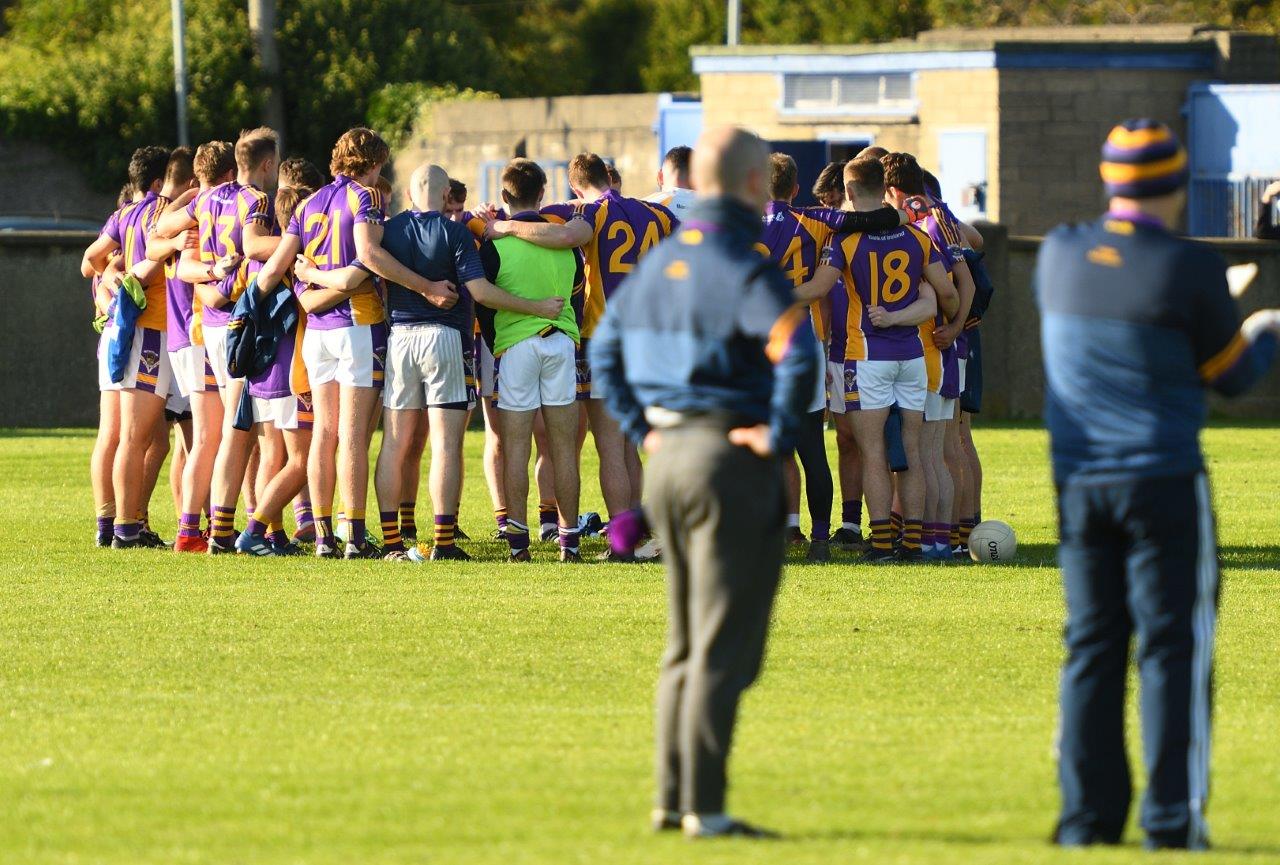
[979, 224, 1280, 419]
[394, 94, 667, 205]
[0, 231, 101, 427]
[995, 68, 1200, 236]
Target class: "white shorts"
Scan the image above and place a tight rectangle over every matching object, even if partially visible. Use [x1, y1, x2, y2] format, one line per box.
[97, 325, 173, 398]
[203, 324, 231, 390]
[165, 389, 191, 418]
[251, 394, 313, 430]
[496, 331, 577, 412]
[924, 390, 957, 422]
[384, 324, 470, 410]
[825, 360, 848, 414]
[302, 324, 386, 389]
[856, 357, 927, 412]
[477, 339, 497, 399]
[168, 344, 218, 398]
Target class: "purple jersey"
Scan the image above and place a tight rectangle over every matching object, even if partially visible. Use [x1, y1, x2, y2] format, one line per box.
[757, 201, 846, 342]
[542, 189, 676, 338]
[287, 175, 386, 330]
[106, 191, 167, 330]
[164, 227, 198, 351]
[826, 273, 851, 365]
[823, 225, 940, 362]
[927, 199, 974, 361]
[186, 181, 273, 328]
[246, 225, 296, 399]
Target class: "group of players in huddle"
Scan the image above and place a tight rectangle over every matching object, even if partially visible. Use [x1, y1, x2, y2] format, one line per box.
[82, 124, 989, 564]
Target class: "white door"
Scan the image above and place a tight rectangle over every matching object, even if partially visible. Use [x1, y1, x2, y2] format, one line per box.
[937, 130, 987, 222]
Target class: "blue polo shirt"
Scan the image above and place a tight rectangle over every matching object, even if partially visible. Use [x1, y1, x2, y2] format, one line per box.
[381, 209, 486, 337]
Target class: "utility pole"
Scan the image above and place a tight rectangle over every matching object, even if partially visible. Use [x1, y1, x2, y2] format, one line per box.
[171, 0, 190, 146]
[248, 0, 287, 150]
[726, 0, 740, 46]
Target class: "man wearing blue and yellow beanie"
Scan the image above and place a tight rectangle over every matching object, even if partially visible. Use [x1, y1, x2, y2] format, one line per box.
[1036, 119, 1280, 851]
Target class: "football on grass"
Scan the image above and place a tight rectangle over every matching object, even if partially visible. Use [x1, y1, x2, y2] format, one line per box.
[969, 520, 1017, 563]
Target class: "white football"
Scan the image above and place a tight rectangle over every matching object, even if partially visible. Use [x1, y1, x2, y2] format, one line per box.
[969, 520, 1017, 563]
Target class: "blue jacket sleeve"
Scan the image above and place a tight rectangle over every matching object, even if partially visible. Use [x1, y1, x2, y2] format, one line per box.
[588, 306, 651, 446]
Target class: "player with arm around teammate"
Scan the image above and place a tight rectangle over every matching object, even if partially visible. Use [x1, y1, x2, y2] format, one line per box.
[797, 157, 955, 563]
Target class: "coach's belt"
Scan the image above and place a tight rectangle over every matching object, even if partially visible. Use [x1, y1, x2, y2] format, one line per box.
[538, 325, 565, 339]
[644, 407, 744, 429]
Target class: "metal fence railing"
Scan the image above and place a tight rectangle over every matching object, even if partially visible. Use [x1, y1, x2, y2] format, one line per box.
[1188, 176, 1279, 238]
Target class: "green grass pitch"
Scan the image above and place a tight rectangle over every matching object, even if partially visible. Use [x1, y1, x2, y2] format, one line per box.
[2, 424, 1278, 864]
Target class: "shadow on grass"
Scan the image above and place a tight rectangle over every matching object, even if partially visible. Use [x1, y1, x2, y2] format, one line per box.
[789, 828, 1280, 857]
[786, 543, 1279, 571]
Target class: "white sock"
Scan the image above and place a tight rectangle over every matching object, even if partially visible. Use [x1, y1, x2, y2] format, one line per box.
[786, 514, 800, 529]
[842, 521, 858, 531]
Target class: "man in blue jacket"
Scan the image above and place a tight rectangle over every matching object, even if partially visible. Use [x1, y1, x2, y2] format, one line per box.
[1037, 119, 1280, 851]
[591, 125, 819, 839]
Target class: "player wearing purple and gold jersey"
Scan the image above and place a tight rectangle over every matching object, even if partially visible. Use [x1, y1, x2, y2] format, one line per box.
[797, 157, 956, 564]
[82, 187, 137, 547]
[81, 146, 174, 548]
[234, 176, 374, 557]
[486, 153, 676, 554]
[882, 153, 969, 563]
[757, 153, 838, 560]
[252, 127, 457, 558]
[145, 142, 237, 552]
[152, 129, 280, 553]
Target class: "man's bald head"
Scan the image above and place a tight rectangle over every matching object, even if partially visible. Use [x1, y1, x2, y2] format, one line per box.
[691, 125, 770, 212]
[409, 163, 450, 212]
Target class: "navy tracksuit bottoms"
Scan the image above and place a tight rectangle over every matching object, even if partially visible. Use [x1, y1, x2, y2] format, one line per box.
[1054, 472, 1219, 850]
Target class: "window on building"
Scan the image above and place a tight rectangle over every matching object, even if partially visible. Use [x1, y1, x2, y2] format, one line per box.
[782, 73, 916, 114]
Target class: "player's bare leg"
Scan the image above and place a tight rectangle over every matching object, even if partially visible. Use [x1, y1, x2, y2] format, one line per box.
[374, 407, 423, 556]
[624, 441, 643, 509]
[481, 396, 506, 537]
[533, 410, 558, 540]
[833, 412, 864, 549]
[850, 408, 895, 560]
[206, 379, 256, 551]
[944, 417, 966, 554]
[338, 383, 382, 555]
[958, 411, 982, 549]
[499, 407, 538, 560]
[177, 390, 222, 550]
[111, 389, 165, 546]
[542, 402, 582, 560]
[248, 426, 311, 552]
[399, 413, 429, 540]
[170, 416, 193, 522]
[897, 409, 927, 558]
[241, 439, 260, 517]
[140, 411, 171, 533]
[307, 381, 340, 555]
[92, 391, 121, 545]
[424, 406, 469, 559]
[920, 420, 942, 557]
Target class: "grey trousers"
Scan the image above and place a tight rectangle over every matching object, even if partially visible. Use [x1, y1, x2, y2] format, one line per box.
[647, 422, 785, 815]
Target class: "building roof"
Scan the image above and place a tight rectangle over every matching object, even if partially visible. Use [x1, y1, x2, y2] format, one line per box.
[689, 25, 1230, 74]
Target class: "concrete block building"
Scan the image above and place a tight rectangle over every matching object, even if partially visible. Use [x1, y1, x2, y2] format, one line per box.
[691, 25, 1279, 234]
